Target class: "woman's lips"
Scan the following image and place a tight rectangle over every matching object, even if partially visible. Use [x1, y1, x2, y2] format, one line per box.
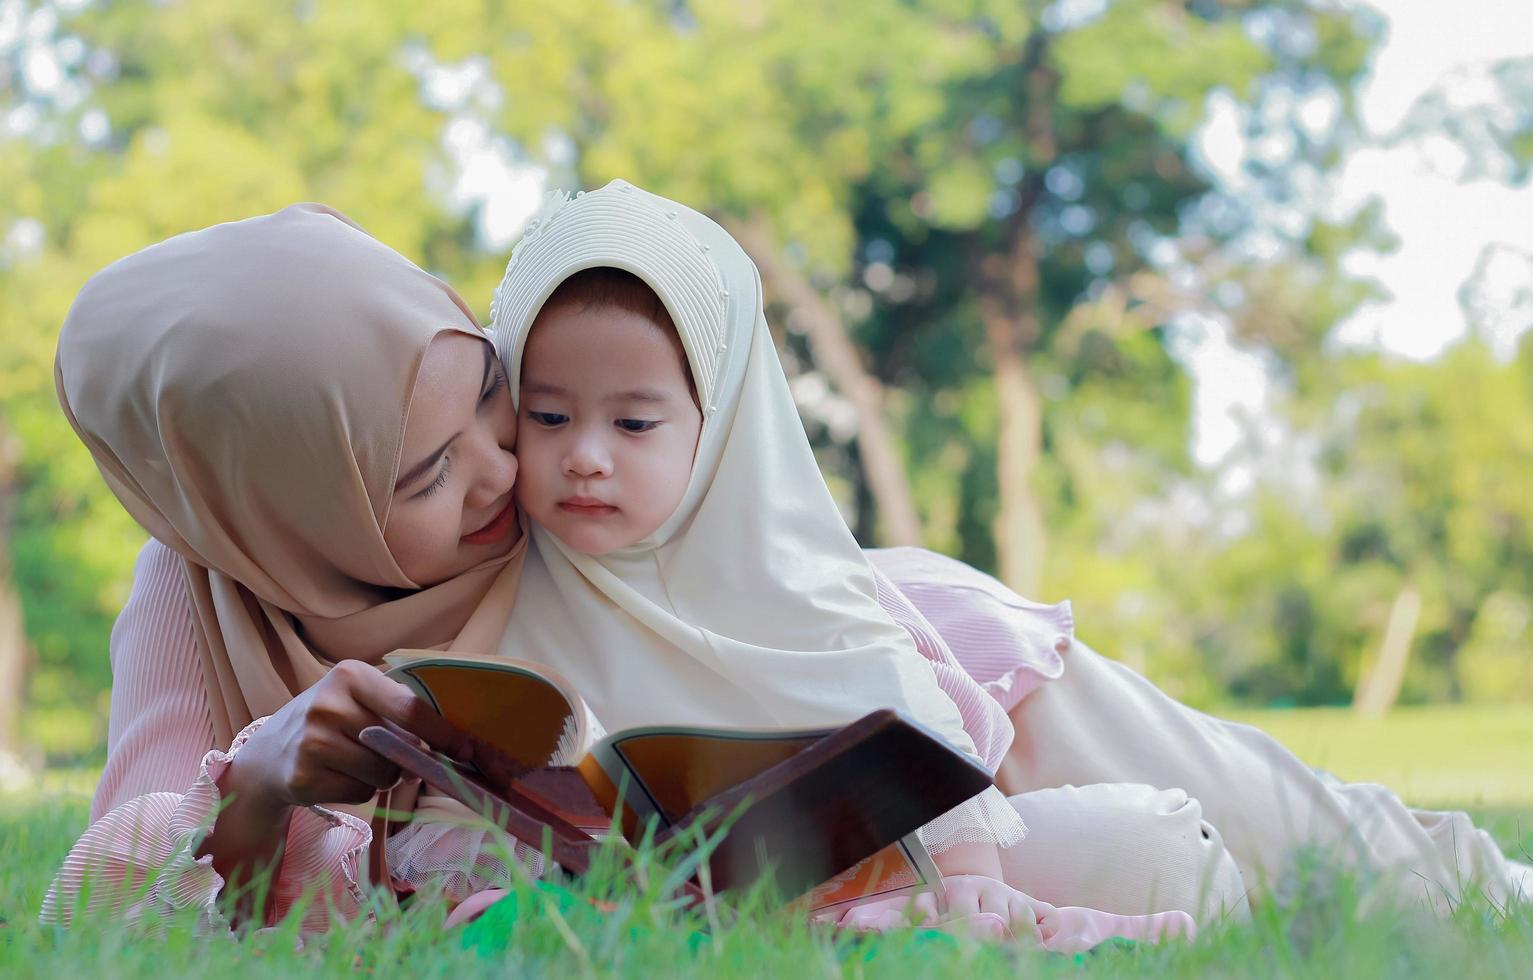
[461, 496, 518, 545]
[558, 497, 618, 517]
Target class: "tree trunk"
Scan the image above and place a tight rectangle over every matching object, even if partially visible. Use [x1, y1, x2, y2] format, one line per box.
[977, 246, 1049, 596]
[1353, 583, 1421, 718]
[976, 44, 1057, 595]
[0, 427, 27, 756]
[727, 216, 924, 547]
[0, 558, 24, 757]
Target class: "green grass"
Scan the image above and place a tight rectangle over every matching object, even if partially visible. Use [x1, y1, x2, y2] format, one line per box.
[4, 706, 1532, 978]
[1224, 705, 1533, 808]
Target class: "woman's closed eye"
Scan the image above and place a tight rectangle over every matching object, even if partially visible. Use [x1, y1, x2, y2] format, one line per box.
[413, 455, 452, 499]
[616, 418, 661, 433]
[478, 367, 508, 407]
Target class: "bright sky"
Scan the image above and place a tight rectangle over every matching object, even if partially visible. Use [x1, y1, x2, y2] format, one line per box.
[1181, 0, 1533, 467]
[1333, 0, 1533, 360]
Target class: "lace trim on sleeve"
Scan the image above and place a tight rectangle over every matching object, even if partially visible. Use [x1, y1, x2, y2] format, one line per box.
[915, 786, 1026, 855]
[384, 793, 545, 903]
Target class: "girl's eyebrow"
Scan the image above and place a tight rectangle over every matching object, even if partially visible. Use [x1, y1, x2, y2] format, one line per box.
[521, 380, 567, 397]
[520, 381, 671, 403]
[608, 388, 671, 404]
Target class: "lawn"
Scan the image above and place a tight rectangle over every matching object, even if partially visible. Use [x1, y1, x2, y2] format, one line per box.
[2, 707, 1530, 978]
[1227, 704, 1533, 809]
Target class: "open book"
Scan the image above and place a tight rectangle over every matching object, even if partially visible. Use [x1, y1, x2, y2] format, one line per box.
[383, 650, 991, 912]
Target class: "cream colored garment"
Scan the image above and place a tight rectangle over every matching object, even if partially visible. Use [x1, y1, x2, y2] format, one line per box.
[489, 180, 989, 775]
[55, 203, 526, 748]
[1000, 638, 1532, 913]
[1003, 784, 1250, 922]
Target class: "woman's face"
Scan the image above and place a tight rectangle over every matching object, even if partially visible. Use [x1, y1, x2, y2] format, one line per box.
[384, 333, 520, 586]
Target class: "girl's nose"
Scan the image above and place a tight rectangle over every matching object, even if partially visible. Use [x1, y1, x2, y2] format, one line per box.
[564, 430, 612, 478]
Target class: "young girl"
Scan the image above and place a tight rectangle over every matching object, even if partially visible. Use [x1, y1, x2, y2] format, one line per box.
[486, 180, 1199, 948]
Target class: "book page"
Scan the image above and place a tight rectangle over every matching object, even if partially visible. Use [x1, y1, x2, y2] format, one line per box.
[384, 652, 587, 768]
[588, 717, 971, 914]
[799, 834, 943, 914]
[589, 726, 831, 825]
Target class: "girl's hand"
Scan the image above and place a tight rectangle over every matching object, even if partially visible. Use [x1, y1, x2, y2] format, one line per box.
[828, 874, 1043, 942]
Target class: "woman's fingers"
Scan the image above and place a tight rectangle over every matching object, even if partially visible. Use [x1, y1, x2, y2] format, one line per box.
[342, 663, 526, 791]
[344, 662, 476, 760]
[319, 767, 387, 806]
[322, 734, 402, 790]
[282, 730, 399, 806]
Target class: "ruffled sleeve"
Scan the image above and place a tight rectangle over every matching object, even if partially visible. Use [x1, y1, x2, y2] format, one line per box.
[868, 546, 1070, 712]
[40, 540, 369, 931]
[42, 717, 372, 931]
[871, 563, 1027, 853]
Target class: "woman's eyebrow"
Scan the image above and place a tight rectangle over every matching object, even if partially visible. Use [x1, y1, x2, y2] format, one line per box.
[394, 435, 458, 492]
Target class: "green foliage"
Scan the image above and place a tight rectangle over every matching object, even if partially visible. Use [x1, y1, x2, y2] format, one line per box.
[3, 0, 1529, 764]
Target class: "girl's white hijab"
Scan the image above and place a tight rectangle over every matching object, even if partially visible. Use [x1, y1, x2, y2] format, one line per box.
[491, 180, 977, 760]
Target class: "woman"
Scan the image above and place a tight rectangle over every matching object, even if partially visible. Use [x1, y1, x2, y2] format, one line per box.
[43, 203, 532, 929]
[43, 202, 1241, 932]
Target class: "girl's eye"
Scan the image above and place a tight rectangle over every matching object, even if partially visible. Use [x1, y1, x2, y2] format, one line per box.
[414, 456, 452, 500]
[529, 411, 568, 427]
[616, 419, 660, 433]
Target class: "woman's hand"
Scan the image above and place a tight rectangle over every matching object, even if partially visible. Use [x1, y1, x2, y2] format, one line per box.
[198, 659, 474, 901]
[228, 658, 470, 810]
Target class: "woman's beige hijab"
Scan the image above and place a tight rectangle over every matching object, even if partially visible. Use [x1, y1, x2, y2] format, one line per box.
[55, 203, 525, 747]
[490, 181, 979, 763]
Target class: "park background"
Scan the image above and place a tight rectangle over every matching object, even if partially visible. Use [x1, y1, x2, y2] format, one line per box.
[1, 0, 1531, 813]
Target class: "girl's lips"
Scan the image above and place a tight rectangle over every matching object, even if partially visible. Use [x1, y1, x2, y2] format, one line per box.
[558, 500, 618, 517]
[461, 497, 518, 545]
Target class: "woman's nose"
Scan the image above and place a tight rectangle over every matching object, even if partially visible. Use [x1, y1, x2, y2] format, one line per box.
[465, 426, 518, 506]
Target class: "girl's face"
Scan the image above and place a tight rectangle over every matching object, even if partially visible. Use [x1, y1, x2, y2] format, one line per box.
[516, 304, 702, 555]
[384, 333, 520, 585]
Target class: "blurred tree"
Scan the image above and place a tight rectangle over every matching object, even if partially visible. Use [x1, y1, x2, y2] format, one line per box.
[0, 422, 26, 757]
[844, 0, 1382, 596]
[1310, 342, 1533, 706]
[446, 0, 1383, 596]
[1177, 340, 1533, 708]
[4, 0, 1525, 763]
[1, 0, 475, 760]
